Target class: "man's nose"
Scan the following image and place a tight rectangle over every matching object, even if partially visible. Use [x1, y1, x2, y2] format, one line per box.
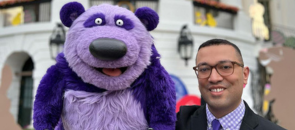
[208, 68, 223, 83]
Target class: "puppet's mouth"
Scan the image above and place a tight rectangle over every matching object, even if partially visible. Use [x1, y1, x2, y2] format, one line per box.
[95, 67, 128, 77]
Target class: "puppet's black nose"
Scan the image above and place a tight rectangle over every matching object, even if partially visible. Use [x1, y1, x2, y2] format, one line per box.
[89, 38, 127, 61]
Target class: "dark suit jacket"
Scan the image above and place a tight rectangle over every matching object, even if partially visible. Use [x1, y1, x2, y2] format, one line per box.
[176, 101, 286, 130]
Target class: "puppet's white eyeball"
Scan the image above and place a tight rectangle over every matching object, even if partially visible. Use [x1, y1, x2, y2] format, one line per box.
[116, 19, 124, 26]
[95, 18, 103, 25]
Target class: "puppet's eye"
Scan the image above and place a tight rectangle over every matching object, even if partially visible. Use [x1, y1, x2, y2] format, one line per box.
[116, 19, 124, 26]
[114, 15, 133, 30]
[95, 18, 103, 25]
[84, 13, 106, 28]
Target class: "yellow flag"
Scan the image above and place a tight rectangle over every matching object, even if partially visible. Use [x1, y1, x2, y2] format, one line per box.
[206, 13, 217, 27]
[263, 100, 269, 113]
[11, 12, 21, 26]
[195, 11, 206, 26]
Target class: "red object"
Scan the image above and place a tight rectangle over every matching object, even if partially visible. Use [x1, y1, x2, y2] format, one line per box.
[0, 0, 35, 7]
[176, 95, 201, 112]
[194, 0, 239, 13]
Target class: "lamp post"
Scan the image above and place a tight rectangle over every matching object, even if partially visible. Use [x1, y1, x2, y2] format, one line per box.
[49, 23, 65, 60]
[178, 25, 194, 66]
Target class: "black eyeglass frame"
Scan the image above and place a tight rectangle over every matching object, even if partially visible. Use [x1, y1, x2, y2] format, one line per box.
[192, 60, 244, 79]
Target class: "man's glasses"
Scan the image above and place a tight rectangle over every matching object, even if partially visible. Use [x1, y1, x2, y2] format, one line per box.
[193, 61, 244, 79]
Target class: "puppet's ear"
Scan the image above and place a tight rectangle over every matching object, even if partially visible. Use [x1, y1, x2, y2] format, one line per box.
[60, 2, 85, 27]
[135, 7, 159, 31]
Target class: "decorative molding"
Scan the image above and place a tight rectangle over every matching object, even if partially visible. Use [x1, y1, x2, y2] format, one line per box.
[193, 0, 239, 15]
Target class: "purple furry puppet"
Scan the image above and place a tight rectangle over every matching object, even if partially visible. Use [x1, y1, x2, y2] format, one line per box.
[33, 1, 176, 130]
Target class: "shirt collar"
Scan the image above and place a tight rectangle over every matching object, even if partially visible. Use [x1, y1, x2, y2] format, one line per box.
[206, 100, 245, 130]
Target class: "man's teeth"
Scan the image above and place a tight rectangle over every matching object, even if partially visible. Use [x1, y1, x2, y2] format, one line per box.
[211, 88, 224, 92]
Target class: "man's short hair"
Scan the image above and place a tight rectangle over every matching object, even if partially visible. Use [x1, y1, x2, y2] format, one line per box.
[197, 39, 244, 64]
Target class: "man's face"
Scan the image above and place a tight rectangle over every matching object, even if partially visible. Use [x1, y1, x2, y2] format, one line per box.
[196, 45, 249, 112]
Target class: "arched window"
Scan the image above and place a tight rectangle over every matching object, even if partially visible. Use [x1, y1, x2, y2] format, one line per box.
[17, 57, 34, 128]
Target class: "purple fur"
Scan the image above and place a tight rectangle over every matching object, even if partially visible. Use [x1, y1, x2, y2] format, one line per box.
[33, 53, 106, 130]
[135, 7, 159, 31]
[60, 2, 85, 27]
[83, 13, 106, 27]
[132, 45, 176, 129]
[34, 49, 176, 130]
[34, 2, 175, 130]
[54, 120, 64, 130]
[114, 15, 134, 30]
[62, 90, 147, 130]
[33, 65, 65, 130]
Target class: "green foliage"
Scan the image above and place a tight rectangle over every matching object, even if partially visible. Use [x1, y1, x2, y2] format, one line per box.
[283, 36, 295, 49]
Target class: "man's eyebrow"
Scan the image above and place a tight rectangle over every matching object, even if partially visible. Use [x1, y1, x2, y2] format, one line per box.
[197, 60, 230, 66]
[219, 60, 230, 63]
[197, 62, 208, 66]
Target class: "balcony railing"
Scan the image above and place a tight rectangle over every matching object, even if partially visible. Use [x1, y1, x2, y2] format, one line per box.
[192, 0, 238, 29]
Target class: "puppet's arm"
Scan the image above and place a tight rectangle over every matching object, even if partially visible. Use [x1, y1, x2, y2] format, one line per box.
[145, 64, 176, 130]
[33, 65, 65, 130]
[132, 45, 176, 130]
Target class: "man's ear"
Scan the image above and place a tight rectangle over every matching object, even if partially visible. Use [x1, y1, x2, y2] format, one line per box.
[60, 2, 85, 27]
[243, 66, 250, 85]
[135, 7, 159, 31]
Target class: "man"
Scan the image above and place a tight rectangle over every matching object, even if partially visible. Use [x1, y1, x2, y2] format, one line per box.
[176, 39, 285, 130]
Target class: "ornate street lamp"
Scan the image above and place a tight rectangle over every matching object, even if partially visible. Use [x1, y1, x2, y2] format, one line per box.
[178, 25, 194, 66]
[49, 23, 65, 60]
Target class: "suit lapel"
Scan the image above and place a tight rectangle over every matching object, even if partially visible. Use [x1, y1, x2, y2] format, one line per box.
[240, 101, 259, 130]
[190, 105, 207, 130]
[188, 101, 259, 130]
